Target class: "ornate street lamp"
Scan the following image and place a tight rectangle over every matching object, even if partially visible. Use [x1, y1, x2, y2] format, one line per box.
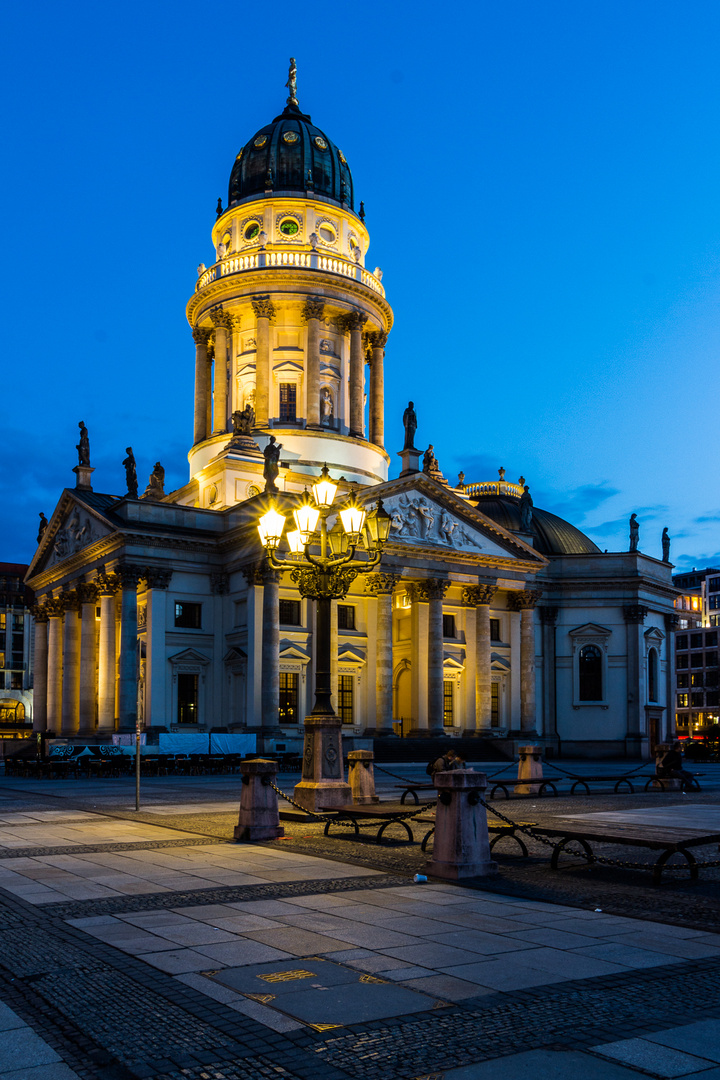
[257, 465, 391, 810]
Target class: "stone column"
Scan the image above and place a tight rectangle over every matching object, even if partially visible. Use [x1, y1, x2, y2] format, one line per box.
[252, 296, 275, 427]
[463, 585, 495, 733]
[624, 604, 649, 756]
[60, 591, 81, 736]
[539, 606, 559, 743]
[508, 590, 542, 733]
[228, 313, 241, 415]
[45, 598, 64, 733]
[366, 573, 399, 735]
[426, 579, 450, 736]
[242, 563, 265, 731]
[408, 582, 429, 734]
[664, 612, 680, 741]
[117, 566, 143, 732]
[303, 297, 325, 427]
[77, 583, 99, 737]
[261, 566, 281, 730]
[31, 606, 49, 733]
[368, 330, 387, 449]
[210, 307, 231, 433]
[97, 572, 120, 732]
[344, 310, 368, 437]
[192, 326, 211, 444]
[145, 568, 172, 728]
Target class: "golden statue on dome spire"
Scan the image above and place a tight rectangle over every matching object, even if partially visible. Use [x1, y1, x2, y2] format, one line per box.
[286, 57, 299, 108]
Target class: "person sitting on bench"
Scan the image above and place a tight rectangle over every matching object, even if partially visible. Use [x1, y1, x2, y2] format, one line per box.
[659, 741, 700, 790]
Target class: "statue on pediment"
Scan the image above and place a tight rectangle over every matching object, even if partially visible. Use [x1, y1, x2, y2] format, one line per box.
[76, 421, 90, 467]
[37, 513, 48, 544]
[402, 401, 417, 450]
[123, 447, 138, 498]
[520, 485, 533, 531]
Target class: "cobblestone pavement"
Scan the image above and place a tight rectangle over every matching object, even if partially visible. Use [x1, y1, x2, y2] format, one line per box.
[0, 770, 717, 1079]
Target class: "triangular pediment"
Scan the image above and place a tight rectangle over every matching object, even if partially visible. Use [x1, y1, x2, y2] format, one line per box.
[223, 647, 247, 663]
[28, 490, 116, 579]
[569, 622, 612, 638]
[443, 653, 465, 673]
[360, 474, 545, 567]
[338, 644, 366, 666]
[168, 648, 211, 666]
[279, 640, 311, 661]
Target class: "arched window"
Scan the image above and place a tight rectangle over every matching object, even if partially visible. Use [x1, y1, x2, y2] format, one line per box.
[579, 644, 602, 701]
[648, 648, 658, 702]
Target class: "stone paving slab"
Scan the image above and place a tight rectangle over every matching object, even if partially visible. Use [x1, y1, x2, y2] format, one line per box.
[438, 1049, 648, 1079]
[645, 1019, 720, 1062]
[591, 1036, 720, 1076]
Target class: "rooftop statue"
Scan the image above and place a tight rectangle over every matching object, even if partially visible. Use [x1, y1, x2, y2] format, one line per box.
[629, 513, 639, 552]
[263, 435, 282, 492]
[520, 485, 533, 531]
[76, 421, 90, 467]
[402, 401, 417, 450]
[143, 462, 165, 500]
[123, 447, 138, 498]
[233, 404, 255, 435]
[662, 527, 671, 563]
[37, 512, 48, 544]
[422, 445, 439, 474]
[286, 57, 298, 108]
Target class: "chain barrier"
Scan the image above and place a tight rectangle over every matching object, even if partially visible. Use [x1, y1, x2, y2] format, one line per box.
[543, 759, 655, 783]
[479, 796, 720, 871]
[268, 779, 437, 828]
[373, 763, 422, 783]
[485, 758, 519, 779]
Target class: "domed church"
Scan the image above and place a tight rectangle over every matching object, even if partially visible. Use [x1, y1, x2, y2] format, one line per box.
[26, 65, 678, 759]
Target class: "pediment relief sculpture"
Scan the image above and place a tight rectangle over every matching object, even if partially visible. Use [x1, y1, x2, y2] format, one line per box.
[50, 510, 105, 565]
[384, 493, 483, 552]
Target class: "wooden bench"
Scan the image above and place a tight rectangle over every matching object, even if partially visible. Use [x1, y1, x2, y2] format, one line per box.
[532, 822, 720, 884]
[322, 802, 434, 844]
[414, 812, 537, 857]
[392, 783, 436, 805]
[643, 773, 702, 793]
[551, 774, 641, 795]
[488, 779, 559, 798]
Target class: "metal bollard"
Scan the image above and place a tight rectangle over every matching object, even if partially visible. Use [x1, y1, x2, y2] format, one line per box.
[234, 758, 285, 842]
[425, 770, 497, 879]
[515, 744, 543, 795]
[348, 749, 380, 804]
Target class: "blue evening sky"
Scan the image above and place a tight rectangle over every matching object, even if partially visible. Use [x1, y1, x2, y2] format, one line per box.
[2, 0, 719, 572]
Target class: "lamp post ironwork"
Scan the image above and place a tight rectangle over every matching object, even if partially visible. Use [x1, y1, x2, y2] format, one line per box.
[258, 465, 391, 810]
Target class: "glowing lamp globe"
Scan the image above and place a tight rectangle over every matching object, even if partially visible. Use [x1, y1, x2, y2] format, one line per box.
[293, 489, 320, 542]
[258, 504, 286, 549]
[286, 529, 305, 554]
[313, 464, 337, 509]
[365, 499, 392, 548]
[339, 494, 366, 543]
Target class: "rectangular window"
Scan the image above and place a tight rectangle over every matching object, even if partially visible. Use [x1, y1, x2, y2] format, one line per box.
[0, 615, 5, 632]
[712, 616, 720, 627]
[677, 693, 689, 708]
[710, 596, 720, 610]
[279, 383, 297, 422]
[691, 692, 704, 707]
[491, 682, 499, 727]
[677, 673, 689, 688]
[691, 673, 704, 687]
[12, 615, 23, 630]
[279, 599, 301, 626]
[709, 578, 720, 593]
[706, 631, 718, 647]
[443, 681, 454, 727]
[12, 634, 23, 653]
[339, 674, 354, 724]
[706, 651, 718, 668]
[676, 653, 688, 669]
[10, 672, 21, 690]
[442, 614, 456, 638]
[279, 672, 299, 723]
[691, 653, 704, 667]
[337, 605, 355, 631]
[490, 618, 501, 641]
[706, 670, 718, 687]
[676, 635, 688, 650]
[177, 673, 198, 724]
[707, 691, 720, 707]
[691, 632, 703, 649]
[174, 602, 201, 629]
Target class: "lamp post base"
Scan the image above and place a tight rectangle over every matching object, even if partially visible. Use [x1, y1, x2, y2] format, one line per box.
[293, 714, 352, 812]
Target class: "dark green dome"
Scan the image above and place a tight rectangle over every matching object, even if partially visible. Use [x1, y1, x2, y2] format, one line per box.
[469, 494, 601, 557]
[228, 103, 354, 211]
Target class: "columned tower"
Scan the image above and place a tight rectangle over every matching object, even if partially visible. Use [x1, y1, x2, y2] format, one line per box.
[183, 62, 393, 510]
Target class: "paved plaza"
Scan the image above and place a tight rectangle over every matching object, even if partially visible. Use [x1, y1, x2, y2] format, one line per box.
[0, 762, 718, 1079]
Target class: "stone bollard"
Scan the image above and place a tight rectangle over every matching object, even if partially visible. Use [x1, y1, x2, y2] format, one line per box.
[348, 750, 379, 804]
[515, 744, 544, 795]
[652, 742, 681, 791]
[425, 770, 498, 880]
[234, 758, 285, 842]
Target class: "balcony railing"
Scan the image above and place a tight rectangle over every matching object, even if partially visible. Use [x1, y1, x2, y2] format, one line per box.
[462, 480, 524, 499]
[196, 249, 385, 297]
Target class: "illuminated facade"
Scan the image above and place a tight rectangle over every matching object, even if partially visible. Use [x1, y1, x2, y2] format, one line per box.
[0, 564, 34, 737]
[26, 71, 679, 758]
[672, 568, 720, 736]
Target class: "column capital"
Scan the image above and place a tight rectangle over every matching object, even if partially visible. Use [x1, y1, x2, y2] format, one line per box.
[32, 603, 50, 623]
[209, 305, 233, 330]
[77, 582, 99, 605]
[462, 584, 495, 607]
[44, 597, 65, 619]
[251, 295, 276, 321]
[96, 571, 121, 596]
[116, 564, 144, 589]
[192, 324, 211, 346]
[365, 572, 400, 596]
[368, 329, 388, 350]
[241, 559, 279, 586]
[408, 578, 449, 602]
[342, 309, 368, 333]
[145, 568, 173, 590]
[302, 296, 325, 322]
[210, 572, 229, 595]
[507, 588, 543, 611]
[539, 605, 559, 625]
[62, 590, 81, 613]
[624, 604, 649, 624]
[664, 612, 681, 631]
